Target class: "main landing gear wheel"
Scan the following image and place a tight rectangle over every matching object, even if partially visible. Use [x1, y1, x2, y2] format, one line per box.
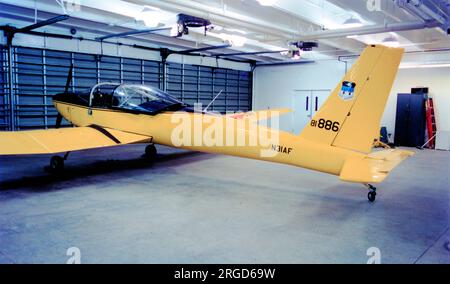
[366, 184, 377, 202]
[47, 152, 70, 174]
[49, 155, 64, 173]
[144, 144, 157, 161]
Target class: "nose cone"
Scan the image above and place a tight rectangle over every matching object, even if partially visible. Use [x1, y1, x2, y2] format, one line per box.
[53, 92, 70, 103]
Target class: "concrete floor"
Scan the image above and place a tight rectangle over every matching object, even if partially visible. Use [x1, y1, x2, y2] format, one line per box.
[0, 145, 449, 264]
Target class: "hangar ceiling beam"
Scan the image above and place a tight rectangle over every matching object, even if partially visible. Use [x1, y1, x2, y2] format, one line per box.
[129, 0, 364, 54]
[298, 20, 440, 41]
[16, 14, 70, 33]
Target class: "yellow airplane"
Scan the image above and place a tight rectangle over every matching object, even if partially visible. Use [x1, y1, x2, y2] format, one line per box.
[0, 45, 413, 202]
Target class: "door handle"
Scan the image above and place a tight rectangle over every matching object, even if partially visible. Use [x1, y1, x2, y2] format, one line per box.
[306, 96, 309, 111]
[315, 97, 318, 111]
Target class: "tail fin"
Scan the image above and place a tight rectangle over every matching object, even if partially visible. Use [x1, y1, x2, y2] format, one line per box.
[299, 45, 404, 153]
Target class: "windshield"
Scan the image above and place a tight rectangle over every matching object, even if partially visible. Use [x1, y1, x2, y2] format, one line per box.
[112, 84, 183, 113]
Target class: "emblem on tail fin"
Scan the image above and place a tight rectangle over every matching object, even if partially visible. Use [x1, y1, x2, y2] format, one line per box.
[339, 81, 356, 101]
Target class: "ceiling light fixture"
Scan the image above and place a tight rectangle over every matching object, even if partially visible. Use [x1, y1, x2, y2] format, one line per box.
[170, 23, 179, 37]
[225, 28, 248, 35]
[382, 35, 400, 48]
[342, 17, 363, 28]
[400, 63, 450, 69]
[135, 6, 163, 27]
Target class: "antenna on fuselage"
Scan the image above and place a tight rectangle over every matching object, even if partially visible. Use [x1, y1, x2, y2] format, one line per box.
[203, 90, 223, 112]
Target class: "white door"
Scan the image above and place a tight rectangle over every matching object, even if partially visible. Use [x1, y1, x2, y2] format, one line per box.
[292, 89, 330, 134]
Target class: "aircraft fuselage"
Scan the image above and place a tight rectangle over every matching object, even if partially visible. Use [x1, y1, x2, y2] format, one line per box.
[54, 100, 364, 177]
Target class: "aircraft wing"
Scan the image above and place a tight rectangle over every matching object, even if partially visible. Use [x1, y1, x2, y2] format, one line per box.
[0, 125, 152, 155]
[339, 149, 415, 183]
[226, 108, 292, 121]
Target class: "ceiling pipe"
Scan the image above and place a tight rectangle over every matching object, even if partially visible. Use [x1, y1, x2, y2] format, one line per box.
[255, 60, 315, 67]
[17, 14, 70, 32]
[399, 2, 435, 21]
[96, 27, 172, 41]
[405, 0, 447, 25]
[298, 20, 440, 41]
[217, 50, 288, 57]
[177, 44, 231, 54]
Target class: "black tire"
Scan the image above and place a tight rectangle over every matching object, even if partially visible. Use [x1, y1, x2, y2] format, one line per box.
[368, 191, 376, 202]
[144, 144, 157, 161]
[49, 155, 64, 173]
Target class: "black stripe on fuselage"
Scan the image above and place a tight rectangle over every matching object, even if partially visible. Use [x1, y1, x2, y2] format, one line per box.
[88, 124, 122, 144]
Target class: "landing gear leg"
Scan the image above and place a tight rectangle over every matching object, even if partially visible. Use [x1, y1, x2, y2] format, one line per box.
[144, 144, 157, 161]
[365, 184, 377, 202]
[48, 152, 70, 174]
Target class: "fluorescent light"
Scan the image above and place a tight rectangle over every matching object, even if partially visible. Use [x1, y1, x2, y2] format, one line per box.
[342, 17, 363, 28]
[257, 0, 277, 6]
[170, 23, 179, 37]
[400, 63, 450, 69]
[225, 28, 248, 35]
[346, 35, 359, 39]
[135, 6, 163, 27]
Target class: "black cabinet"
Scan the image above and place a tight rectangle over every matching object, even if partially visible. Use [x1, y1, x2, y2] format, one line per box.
[394, 93, 426, 147]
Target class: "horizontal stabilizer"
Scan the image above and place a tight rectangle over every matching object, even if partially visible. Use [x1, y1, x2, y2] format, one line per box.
[339, 149, 415, 183]
[0, 126, 152, 155]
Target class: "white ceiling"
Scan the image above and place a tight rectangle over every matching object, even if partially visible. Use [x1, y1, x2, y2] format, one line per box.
[0, 0, 449, 64]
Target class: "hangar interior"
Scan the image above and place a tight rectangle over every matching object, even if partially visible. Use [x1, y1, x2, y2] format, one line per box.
[0, 0, 449, 264]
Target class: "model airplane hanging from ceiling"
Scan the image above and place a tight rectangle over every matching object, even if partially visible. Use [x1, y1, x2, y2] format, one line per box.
[0, 45, 413, 202]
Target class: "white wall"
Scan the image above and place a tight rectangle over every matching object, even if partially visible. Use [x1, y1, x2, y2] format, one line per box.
[253, 58, 450, 140]
[253, 60, 346, 132]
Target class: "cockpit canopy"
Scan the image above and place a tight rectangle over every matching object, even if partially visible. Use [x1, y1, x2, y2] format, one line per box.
[88, 83, 184, 114]
[110, 84, 183, 113]
[53, 83, 193, 115]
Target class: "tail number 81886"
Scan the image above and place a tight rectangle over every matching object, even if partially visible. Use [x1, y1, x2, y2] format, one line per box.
[311, 119, 340, 132]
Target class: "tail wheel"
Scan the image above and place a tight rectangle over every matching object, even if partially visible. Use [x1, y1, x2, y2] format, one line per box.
[367, 191, 377, 202]
[364, 184, 377, 202]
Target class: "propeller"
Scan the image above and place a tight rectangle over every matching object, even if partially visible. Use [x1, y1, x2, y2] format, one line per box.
[55, 63, 73, 128]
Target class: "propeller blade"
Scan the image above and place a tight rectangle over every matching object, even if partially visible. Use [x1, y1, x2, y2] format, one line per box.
[56, 63, 73, 128]
[64, 63, 73, 93]
[55, 113, 63, 129]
